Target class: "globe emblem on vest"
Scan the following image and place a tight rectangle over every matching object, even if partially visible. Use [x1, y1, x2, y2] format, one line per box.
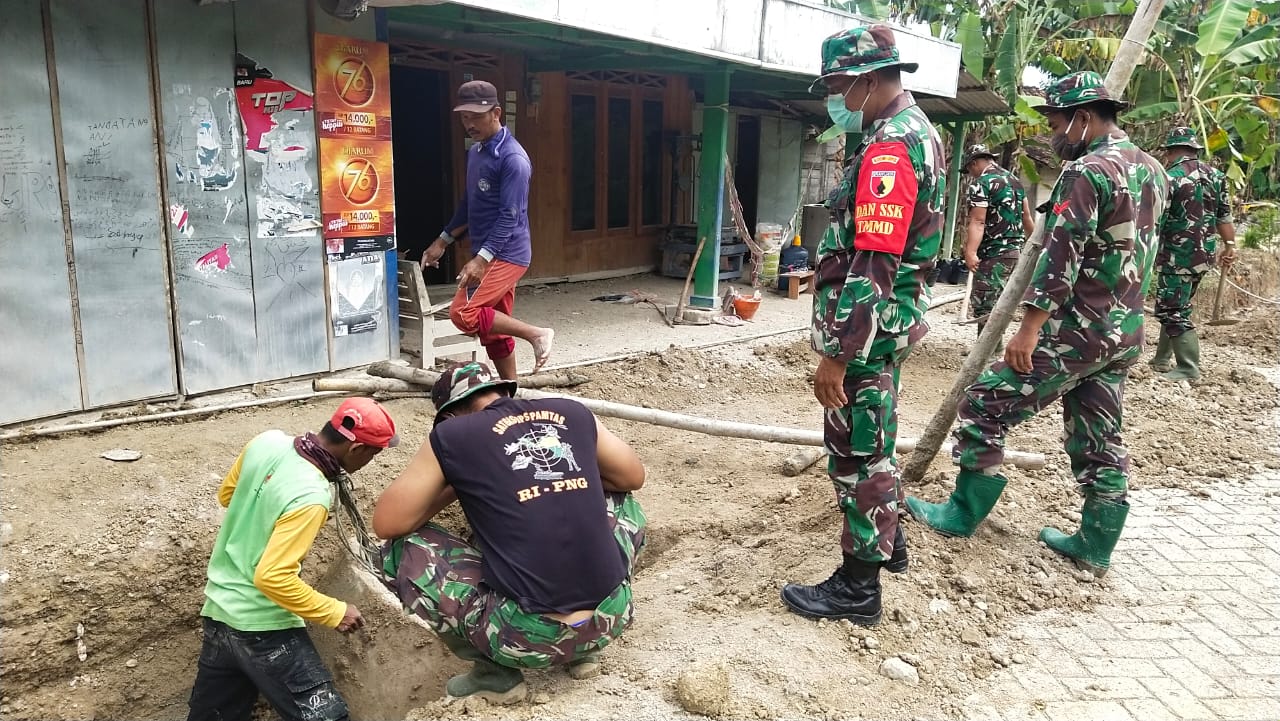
[504, 425, 581, 481]
[478, 178, 491, 193]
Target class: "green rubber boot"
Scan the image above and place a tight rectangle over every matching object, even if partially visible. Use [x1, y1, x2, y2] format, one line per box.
[1148, 329, 1173, 372]
[440, 634, 527, 704]
[1040, 495, 1129, 578]
[905, 470, 1008, 538]
[1160, 330, 1201, 381]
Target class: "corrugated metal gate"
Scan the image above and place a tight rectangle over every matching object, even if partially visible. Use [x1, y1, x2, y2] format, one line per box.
[0, 0, 384, 425]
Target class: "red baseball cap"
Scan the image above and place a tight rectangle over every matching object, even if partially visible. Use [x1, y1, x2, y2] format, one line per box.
[330, 398, 399, 448]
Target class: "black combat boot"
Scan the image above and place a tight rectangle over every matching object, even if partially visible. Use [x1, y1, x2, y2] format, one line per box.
[780, 555, 882, 625]
[883, 525, 908, 574]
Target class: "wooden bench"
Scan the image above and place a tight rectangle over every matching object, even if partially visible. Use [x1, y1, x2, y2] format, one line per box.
[779, 270, 816, 300]
[397, 261, 480, 368]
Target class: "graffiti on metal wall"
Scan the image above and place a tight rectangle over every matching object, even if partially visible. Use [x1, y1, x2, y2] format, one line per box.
[0, 115, 60, 233]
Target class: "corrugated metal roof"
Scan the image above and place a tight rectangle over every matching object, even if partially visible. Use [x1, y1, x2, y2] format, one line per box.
[387, 3, 1009, 123]
[915, 70, 1010, 120]
[739, 70, 1009, 125]
[382, 0, 967, 98]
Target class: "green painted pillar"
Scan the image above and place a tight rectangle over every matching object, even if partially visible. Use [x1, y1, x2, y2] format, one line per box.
[691, 67, 732, 308]
[941, 121, 968, 260]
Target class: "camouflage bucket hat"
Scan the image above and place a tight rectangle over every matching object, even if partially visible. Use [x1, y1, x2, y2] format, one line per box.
[1035, 71, 1130, 112]
[431, 361, 517, 424]
[809, 24, 919, 95]
[1162, 125, 1203, 150]
[963, 143, 997, 167]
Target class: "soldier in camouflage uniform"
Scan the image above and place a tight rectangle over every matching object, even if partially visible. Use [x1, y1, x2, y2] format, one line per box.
[907, 72, 1170, 577]
[961, 144, 1035, 337]
[780, 24, 945, 626]
[372, 362, 647, 703]
[1150, 126, 1237, 381]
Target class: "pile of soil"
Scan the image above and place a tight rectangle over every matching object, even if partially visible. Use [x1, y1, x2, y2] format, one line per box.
[1, 306, 1276, 720]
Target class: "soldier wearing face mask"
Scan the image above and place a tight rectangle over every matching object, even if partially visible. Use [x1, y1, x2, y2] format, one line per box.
[782, 24, 946, 626]
[907, 72, 1170, 579]
[1149, 126, 1237, 381]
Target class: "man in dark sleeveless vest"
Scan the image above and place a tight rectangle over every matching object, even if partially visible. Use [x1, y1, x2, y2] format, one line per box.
[373, 362, 647, 704]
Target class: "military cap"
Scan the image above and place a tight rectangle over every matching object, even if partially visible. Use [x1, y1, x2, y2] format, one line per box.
[963, 144, 997, 167]
[431, 361, 517, 425]
[809, 24, 919, 95]
[1035, 71, 1130, 112]
[1161, 125, 1203, 150]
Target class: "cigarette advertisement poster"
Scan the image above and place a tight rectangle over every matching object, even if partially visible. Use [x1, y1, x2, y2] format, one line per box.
[315, 34, 395, 253]
[313, 34, 392, 142]
[318, 138, 396, 249]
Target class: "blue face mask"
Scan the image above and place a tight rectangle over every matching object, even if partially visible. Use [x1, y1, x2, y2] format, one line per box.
[825, 78, 869, 135]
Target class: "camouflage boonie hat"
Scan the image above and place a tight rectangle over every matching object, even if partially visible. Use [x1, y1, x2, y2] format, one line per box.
[1161, 125, 1203, 150]
[963, 144, 997, 168]
[431, 361, 517, 425]
[809, 24, 919, 95]
[1036, 71, 1130, 112]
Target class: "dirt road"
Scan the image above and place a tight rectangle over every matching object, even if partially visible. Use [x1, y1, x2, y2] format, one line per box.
[1, 302, 1277, 720]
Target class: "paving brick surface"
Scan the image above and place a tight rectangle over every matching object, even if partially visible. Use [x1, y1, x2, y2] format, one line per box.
[963, 477, 1280, 721]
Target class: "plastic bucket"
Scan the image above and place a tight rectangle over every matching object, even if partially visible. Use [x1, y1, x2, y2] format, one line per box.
[733, 296, 762, 320]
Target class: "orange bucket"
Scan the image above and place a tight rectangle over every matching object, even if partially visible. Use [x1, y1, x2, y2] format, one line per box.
[732, 296, 761, 320]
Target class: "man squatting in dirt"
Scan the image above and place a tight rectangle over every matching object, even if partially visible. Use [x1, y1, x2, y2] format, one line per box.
[781, 24, 946, 626]
[1149, 125, 1237, 381]
[908, 72, 1171, 577]
[961, 143, 1035, 341]
[373, 361, 647, 704]
[421, 80, 554, 380]
[187, 399, 400, 721]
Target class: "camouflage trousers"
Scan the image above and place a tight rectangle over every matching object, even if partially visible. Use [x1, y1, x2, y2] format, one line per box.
[970, 251, 1020, 319]
[825, 340, 912, 563]
[1154, 270, 1204, 337]
[380, 492, 645, 671]
[953, 347, 1136, 501]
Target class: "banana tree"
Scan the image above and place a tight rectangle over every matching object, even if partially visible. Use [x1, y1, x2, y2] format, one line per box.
[1136, 0, 1280, 200]
[943, 0, 1129, 179]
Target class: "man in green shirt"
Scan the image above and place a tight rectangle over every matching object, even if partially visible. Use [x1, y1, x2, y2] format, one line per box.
[187, 398, 398, 721]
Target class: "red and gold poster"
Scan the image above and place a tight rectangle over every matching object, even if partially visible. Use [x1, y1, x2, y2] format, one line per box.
[314, 34, 395, 259]
[320, 140, 396, 250]
[314, 34, 393, 141]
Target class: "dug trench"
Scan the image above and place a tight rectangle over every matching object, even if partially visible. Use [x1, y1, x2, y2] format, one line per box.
[2, 300, 1278, 719]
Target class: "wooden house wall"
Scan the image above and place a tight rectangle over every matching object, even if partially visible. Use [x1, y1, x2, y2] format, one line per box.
[401, 37, 694, 281]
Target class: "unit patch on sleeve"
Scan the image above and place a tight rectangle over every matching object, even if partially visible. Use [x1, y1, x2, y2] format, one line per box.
[853, 141, 918, 255]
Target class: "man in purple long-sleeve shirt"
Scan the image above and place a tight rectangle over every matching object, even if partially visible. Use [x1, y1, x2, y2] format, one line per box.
[423, 81, 554, 380]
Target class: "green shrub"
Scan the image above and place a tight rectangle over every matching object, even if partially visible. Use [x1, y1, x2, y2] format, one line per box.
[1242, 206, 1279, 250]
